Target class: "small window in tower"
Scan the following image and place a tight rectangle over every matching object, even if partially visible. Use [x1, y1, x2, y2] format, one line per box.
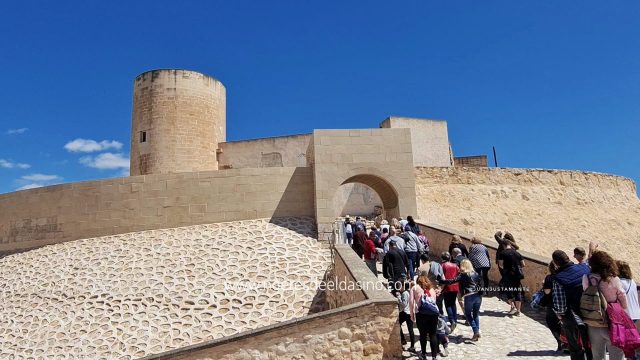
[140, 131, 147, 143]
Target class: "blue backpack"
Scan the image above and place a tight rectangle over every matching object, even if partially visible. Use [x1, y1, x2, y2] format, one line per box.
[418, 293, 439, 315]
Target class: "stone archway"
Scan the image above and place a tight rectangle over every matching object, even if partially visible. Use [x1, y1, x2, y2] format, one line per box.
[338, 174, 399, 219]
[312, 129, 418, 240]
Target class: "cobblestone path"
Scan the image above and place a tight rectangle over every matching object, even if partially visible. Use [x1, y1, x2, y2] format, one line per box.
[375, 264, 564, 359]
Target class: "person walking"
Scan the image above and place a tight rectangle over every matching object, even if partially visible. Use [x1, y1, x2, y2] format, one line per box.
[498, 239, 525, 316]
[383, 227, 405, 253]
[364, 231, 378, 275]
[395, 282, 416, 352]
[402, 225, 423, 279]
[542, 261, 564, 352]
[441, 251, 460, 331]
[448, 235, 469, 258]
[383, 241, 409, 290]
[344, 218, 353, 246]
[551, 250, 592, 360]
[410, 274, 440, 360]
[439, 259, 484, 341]
[468, 237, 491, 289]
[616, 260, 640, 359]
[353, 226, 368, 259]
[407, 215, 420, 235]
[583, 251, 627, 360]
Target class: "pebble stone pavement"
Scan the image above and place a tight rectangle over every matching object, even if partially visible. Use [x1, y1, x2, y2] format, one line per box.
[375, 263, 566, 360]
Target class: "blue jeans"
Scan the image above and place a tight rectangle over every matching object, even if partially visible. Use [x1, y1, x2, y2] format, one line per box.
[443, 291, 458, 325]
[464, 293, 482, 335]
[406, 251, 417, 279]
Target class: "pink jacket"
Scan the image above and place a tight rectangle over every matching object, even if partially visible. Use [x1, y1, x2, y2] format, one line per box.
[582, 274, 628, 310]
[409, 284, 437, 321]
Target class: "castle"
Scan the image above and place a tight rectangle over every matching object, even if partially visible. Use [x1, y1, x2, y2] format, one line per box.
[1, 69, 638, 359]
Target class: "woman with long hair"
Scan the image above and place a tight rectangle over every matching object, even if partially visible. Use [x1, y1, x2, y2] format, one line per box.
[616, 260, 640, 359]
[439, 259, 483, 341]
[583, 251, 628, 360]
[448, 234, 469, 258]
[410, 274, 440, 360]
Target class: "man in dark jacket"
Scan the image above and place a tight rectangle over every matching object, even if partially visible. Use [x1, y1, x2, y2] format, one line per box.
[551, 250, 592, 360]
[383, 241, 409, 290]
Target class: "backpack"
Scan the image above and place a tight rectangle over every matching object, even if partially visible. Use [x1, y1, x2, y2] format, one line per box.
[418, 293, 439, 315]
[607, 302, 640, 357]
[418, 234, 430, 253]
[530, 289, 544, 310]
[580, 275, 608, 327]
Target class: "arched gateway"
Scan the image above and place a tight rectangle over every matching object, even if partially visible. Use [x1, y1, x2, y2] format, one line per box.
[311, 129, 418, 240]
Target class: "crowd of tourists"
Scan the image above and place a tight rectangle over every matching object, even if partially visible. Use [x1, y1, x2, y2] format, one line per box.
[343, 215, 640, 360]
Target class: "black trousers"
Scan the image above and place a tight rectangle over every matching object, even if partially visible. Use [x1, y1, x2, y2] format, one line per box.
[475, 267, 491, 289]
[561, 313, 593, 360]
[545, 307, 562, 346]
[399, 311, 415, 346]
[416, 313, 439, 357]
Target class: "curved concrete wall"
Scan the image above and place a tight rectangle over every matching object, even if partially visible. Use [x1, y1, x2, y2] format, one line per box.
[416, 167, 640, 275]
[130, 69, 226, 175]
[0, 167, 313, 254]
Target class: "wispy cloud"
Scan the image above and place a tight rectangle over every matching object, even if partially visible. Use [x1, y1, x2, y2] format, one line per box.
[79, 152, 130, 170]
[0, 159, 31, 169]
[64, 138, 123, 153]
[7, 128, 28, 135]
[21, 173, 61, 182]
[16, 183, 44, 191]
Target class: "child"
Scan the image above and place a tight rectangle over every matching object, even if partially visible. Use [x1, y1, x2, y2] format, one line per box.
[437, 314, 451, 357]
[395, 282, 416, 352]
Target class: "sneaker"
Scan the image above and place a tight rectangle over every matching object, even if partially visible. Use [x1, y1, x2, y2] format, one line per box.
[450, 322, 457, 332]
[507, 308, 517, 315]
[440, 347, 449, 357]
[513, 310, 520, 316]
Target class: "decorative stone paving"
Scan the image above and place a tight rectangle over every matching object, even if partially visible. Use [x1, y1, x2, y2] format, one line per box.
[0, 217, 331, 359]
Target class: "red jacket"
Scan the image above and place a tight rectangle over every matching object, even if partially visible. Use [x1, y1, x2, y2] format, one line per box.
[441, 261, 460, 293]
[364, 239, 377, 261]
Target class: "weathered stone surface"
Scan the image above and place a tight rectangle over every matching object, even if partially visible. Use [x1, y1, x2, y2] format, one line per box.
[416, 167, 640, 275]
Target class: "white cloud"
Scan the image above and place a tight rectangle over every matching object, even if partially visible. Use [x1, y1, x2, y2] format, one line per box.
[21, 173, 61, 182]
[16, 183, 44, 191]
[80, 152, 130, 170]
[7, 128, 28, 135]
[64, 138, 123, 153]
[0, 159, 31, 169]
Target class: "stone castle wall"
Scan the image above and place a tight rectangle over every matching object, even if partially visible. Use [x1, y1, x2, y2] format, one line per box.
[217, 134, 312, 169]
[130, 69, 226, 175]
[416, 167, 640, 274]
[0, 167, 314, 254]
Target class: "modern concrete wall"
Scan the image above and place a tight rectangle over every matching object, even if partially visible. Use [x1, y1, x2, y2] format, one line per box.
[0, 167, 314, 254]
[312, 129, 418, 240]
[380, 117, 452, 167]
[142, 245, 401, 360]
[217, 133, 311, 169]
[130, 69, 226, 175]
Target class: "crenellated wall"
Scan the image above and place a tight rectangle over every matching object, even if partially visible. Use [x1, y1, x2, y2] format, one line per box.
[416, 167, 640, 275]
[0, 167, 314, 254]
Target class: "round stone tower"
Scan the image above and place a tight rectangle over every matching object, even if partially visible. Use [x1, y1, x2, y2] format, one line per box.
[130, 69, 226, 175]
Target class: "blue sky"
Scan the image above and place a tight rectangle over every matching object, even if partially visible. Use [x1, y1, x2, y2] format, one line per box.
[1, 1, 638, 193]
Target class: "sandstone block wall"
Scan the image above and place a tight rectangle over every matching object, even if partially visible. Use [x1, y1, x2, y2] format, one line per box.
[380, 117, 452, 167]
[0, 167, 314, 254]
[130, 69, 226, 175]
[416, 167, 640, 275]
[217, 134, 312, 169]
[313, 129, 418, 240]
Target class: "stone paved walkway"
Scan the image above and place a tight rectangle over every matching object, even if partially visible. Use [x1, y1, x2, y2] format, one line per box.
[375, 264, 564, 360]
